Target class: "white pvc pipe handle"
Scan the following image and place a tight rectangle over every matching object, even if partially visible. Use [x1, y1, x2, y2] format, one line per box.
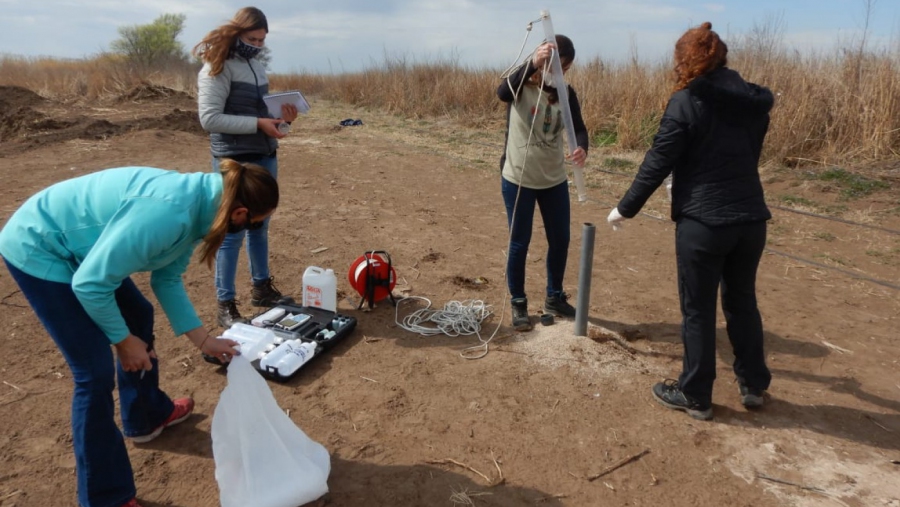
[540, 10, 587, 202]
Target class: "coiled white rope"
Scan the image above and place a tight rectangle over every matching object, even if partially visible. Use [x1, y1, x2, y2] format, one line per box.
[395, 296, 493, 337]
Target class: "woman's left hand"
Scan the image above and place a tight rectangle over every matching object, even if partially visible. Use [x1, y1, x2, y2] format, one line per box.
[280, 103, 298, 123]
[568, 147, 587, 167]
[202, 337, 240, 364]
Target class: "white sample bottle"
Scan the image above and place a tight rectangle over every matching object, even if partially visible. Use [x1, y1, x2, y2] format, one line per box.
[303, 266, 337, 311]
[222, 323, 275, 358]
[259, 339, 299, 373]
[274, 340, 317, 377]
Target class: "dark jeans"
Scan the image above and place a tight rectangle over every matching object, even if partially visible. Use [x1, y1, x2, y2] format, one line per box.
[5, 260, 174, 507]
[674, 218, 772, 405]
[501, 177, 570, 300]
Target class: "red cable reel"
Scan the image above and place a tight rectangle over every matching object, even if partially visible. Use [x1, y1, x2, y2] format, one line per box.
[348, 251, 397, 309]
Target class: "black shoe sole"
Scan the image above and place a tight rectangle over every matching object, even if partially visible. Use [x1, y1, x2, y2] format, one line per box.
[543, 307, 575, 318]
[250, 295, 295, 307]
[652, 389, 713, 421]
[513, 321, 533, 332]
[217, 317, 247, 328]
[740, 394, 765, 408]
[738, 385, 765, 409]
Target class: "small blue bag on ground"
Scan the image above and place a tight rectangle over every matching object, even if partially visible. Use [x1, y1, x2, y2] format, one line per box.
[212, 355, 330, 507]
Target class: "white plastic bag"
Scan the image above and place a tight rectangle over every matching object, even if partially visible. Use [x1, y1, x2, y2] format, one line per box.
[212, 355, 330, 507]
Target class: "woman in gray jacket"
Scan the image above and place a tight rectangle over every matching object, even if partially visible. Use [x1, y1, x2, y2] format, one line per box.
[193, 6, 296, 327]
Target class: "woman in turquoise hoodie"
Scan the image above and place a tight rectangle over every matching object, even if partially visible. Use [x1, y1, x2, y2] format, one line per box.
[0, 160, 278, 507]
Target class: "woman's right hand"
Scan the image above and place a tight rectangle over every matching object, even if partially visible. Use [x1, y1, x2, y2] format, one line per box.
[114, 335, 155, 372]
[257, 118, 287, 139]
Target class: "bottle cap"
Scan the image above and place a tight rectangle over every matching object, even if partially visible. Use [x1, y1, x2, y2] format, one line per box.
[540, 313, 554, 326]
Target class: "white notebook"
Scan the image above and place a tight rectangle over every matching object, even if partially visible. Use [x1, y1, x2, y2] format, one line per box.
[263, 91, 310, 117]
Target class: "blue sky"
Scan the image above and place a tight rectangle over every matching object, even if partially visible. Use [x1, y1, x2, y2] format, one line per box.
[1, 0, 898, 73]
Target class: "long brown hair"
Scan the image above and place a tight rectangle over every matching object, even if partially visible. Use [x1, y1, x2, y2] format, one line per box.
[673, 22, 728, 92]
[198, 159, 279, 268]
[192, 7, 268, 77]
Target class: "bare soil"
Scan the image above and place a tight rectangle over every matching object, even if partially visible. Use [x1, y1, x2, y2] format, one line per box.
[0, 84, 898, 507]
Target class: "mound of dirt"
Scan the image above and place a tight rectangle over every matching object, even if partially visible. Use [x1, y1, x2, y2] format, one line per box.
[131, 108, 204, 135]
[116, 83, 194, 105]
[0, 85, 45, 115]
[82, 119, 125, 138]
[0, 106, 48, 139]
[0, 84, 207, 156]
[0, 113, 127, 156]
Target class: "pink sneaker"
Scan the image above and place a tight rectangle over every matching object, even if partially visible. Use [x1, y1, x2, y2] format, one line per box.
[121, 499, 143, 507]
[131, 398, 194, 444]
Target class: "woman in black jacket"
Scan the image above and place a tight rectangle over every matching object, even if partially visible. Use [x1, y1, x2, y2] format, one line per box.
[607, 22, 774, 420]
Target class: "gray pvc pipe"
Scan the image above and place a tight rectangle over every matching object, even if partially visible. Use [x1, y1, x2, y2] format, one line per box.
[574, 222, 596, 336]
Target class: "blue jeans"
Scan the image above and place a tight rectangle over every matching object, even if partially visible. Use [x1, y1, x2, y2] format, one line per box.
[501, 177, 571, 300]
[212, 155, 278, 301]
[5, 260, 174, 507]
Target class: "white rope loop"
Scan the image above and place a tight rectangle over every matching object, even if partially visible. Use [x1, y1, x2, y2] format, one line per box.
[395, 296, 493, 338]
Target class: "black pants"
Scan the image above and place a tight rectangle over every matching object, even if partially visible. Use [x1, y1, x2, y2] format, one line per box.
[675, 217, 771, 405]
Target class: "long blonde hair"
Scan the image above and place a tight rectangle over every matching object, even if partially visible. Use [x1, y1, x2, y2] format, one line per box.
[192, 7, 268, 77]
[198, 159, 279, 268]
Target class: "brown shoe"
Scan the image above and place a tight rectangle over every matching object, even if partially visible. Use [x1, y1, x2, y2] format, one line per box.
[217, 299, 247, 328]
[250, 277, 294, 307]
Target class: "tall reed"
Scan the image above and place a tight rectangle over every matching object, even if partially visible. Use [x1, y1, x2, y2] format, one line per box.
[3, 41, 898, 167]
[0, 54, 198, 101]
[274, 45, 900, 167]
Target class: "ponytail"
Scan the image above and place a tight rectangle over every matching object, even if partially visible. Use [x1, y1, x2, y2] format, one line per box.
[198, 159, 279, 268]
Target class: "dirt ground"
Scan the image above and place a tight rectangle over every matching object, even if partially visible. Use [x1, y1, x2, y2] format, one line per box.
[0, 84, 898, 507]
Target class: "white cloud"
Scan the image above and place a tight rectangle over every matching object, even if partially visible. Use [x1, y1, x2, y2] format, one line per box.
[2, 0, 899, 73]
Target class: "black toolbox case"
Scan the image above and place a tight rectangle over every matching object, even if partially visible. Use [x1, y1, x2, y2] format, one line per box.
[203, 303, 357, 381]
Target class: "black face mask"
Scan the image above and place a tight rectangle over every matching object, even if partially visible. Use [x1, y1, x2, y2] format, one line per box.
[234, 38, 262, 59]
[227, 221, 248, 234]
[228, 211, 266, 234]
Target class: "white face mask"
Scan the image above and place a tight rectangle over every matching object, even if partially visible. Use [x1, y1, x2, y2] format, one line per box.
[542, 72, 557, 89]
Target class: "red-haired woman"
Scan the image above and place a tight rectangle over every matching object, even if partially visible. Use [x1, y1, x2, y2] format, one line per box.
[607, 22, 774, 420]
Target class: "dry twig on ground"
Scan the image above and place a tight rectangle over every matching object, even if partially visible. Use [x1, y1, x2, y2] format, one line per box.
[427, 456, 504, 486]
[587, 449, 650, 481]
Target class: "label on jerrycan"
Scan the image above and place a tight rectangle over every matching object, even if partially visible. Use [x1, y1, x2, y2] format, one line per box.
[305, 285, 323, 307]
[303, 267, 337, 312]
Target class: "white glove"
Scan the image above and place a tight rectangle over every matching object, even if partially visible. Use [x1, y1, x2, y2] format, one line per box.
[607, 207, 627, 231]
